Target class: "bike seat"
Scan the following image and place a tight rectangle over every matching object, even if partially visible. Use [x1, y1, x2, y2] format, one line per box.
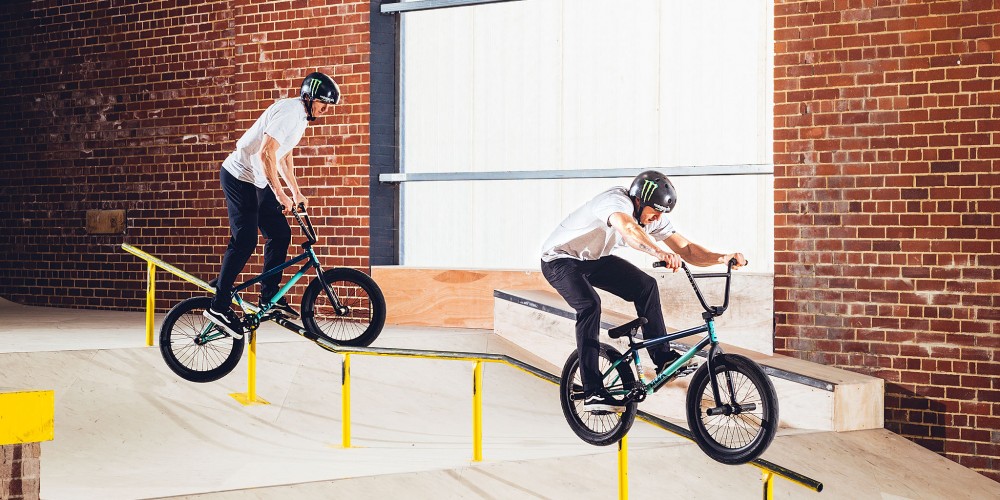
[608, 317, 647, 339]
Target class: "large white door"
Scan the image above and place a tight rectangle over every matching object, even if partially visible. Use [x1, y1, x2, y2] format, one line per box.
[400, 0, 774, 271]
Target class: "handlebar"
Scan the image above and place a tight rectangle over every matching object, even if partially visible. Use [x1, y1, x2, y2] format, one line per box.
[282, 202, 318, 246]
[653, 258, 746, 319]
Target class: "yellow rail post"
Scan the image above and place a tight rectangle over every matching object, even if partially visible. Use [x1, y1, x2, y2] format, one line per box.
[472, 360, 483, 462]
[342, 353, 351, 448]
[248, 332, 257, 401]
[762, 471, 774, 500]
[618, 436, 628, 500]
[230, 331, 269, 406]
[145, 261, 155, 346]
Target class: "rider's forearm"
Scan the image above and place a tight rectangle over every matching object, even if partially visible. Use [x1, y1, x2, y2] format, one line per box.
[609, 213, 665, 258]
[261, 149, 286, 196]
[678, 242, 727, 267]
[620, 224, 665, 258]
[278, 159, 301, 196]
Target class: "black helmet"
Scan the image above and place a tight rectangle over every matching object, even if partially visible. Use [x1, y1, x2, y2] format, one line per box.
[628, 170, 678, 219]
[300, 72, 341, 121]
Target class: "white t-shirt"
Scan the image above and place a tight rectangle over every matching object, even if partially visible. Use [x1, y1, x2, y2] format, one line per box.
[540, 187, 676, 262]
[222, 98, 309, 189]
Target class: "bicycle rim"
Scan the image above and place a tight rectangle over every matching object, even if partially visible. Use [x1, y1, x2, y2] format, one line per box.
[560, 343, 637, 446]
[160, 297, 243, 382]
[303, 269, 385, 347]
[697, 370, 766, 448]
[687, 353, 777, 464]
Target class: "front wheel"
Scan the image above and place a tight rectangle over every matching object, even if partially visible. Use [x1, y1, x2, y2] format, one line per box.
[301, 268, 386, 347]
[559, 343, 638, 446]
[159, 297, 245, 383]
[685, 353, 778, 465]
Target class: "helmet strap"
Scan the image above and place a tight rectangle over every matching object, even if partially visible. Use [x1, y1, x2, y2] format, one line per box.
[632, 197, 645, 227]
[303, 97, 316, 121]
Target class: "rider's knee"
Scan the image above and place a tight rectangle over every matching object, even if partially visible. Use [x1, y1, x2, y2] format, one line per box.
[576, 296, 601, 317]
[268, 225, 292, 245]
[232, 230, 257, 251]
[636, 273, 659, 295]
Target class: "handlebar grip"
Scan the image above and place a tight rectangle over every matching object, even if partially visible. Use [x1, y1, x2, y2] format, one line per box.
[728, 258, 749, 268]
[653, 261, 687, 270]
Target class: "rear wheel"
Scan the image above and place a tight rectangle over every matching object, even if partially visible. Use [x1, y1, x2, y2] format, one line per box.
[301, 268, 386, 347]
[559, 342, 638, 446]
[685, 353, 778, 464]
[159, 297, 244, 383]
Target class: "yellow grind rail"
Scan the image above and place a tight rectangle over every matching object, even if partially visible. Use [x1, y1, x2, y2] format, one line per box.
[122, 243, 823, 499]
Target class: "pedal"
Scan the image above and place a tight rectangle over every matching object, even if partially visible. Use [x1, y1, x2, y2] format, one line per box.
[675, 362, 699, 379]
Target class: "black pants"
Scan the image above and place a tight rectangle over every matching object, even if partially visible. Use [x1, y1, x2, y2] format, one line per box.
[541, 255, 672, 395]
[212, 168, 291, 310]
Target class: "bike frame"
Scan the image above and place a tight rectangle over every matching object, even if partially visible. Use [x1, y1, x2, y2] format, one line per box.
[200, 207, 345, 341]
[602, 260, 744, 408]
[230, 247, 322, 319]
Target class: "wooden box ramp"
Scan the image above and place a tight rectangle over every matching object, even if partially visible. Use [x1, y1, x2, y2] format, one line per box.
[369, 266, 774, 356]
[494, 289, 885, 432]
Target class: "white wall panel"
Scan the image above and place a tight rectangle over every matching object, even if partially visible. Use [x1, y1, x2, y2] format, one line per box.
[400, 0, 774, 271]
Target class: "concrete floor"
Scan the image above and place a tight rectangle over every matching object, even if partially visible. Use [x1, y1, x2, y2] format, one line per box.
[1, 298, 997, 499]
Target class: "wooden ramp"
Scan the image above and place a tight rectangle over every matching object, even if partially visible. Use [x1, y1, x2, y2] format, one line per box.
[494, 288, 885, 432]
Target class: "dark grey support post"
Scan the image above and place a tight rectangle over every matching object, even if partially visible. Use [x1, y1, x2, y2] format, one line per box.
[369, 0, 400, 265]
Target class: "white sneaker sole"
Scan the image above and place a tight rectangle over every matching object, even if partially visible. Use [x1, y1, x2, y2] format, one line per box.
[202, 310, 244, 340]
[583, 403, 625, 413]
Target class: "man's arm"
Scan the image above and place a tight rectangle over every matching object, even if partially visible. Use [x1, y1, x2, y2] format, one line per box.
[663, 232, 746, 268]
[608, 212, 682, 269]
[278, 150, 308, 209]
[260, 134, 295, 211]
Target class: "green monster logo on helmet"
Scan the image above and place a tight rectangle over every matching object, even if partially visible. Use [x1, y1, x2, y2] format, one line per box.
[640, 180, 658, 202]
[308, 77, 322, 97]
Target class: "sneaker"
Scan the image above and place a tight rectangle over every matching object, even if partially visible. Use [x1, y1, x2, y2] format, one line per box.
[651, 350, 700, 382]
[259, 297, 299, 320]
[203, 305, 244, 340]
[642, 350, 685, 381]
[583, 389, 626, 413]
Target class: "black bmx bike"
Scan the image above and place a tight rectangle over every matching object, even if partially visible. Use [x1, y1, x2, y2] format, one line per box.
[558, 259, 778, 465]
[159, 204, 386, 383]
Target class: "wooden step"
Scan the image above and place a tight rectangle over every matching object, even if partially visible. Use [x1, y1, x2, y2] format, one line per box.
[494, 288, 884, 432]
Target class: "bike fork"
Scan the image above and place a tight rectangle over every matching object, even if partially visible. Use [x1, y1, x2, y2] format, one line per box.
[309, 251, 348, 315]
[705, 340, 752, 416]
[705, 320, 738, 410]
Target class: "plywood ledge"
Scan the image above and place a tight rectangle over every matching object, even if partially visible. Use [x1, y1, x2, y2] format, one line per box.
[371, 266, 551, 329]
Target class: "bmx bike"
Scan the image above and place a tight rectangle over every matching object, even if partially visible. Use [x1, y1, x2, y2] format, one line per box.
[159, 204, 386, 383]
[558, 259, 778, 465]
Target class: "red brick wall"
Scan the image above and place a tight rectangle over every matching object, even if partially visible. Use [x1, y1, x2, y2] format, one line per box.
[774, 0, 999, 481]
[0, 443, 40, 500]
[0, 0, 371, 311]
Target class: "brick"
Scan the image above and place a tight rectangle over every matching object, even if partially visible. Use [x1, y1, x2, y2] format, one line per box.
[775, 0, 1000, 474]
[0, 1, 373, 314]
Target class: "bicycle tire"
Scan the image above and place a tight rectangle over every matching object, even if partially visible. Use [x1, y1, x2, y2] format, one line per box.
[159, 296, 245, 383]
[301, 268, 386, 347]
[685, 353, 778, 464]
[559, 342, 638, 446]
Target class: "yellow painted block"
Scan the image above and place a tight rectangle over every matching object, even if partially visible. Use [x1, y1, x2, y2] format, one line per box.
[0, 390, 55, 445]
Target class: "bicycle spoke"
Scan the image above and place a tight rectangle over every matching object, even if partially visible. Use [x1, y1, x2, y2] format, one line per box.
[311, 280, 373, 342]
[169, 309, 235, 374]
[698, 368, 765, 449]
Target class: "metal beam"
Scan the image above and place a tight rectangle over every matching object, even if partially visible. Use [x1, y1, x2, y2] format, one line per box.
[379, 164, 774, 183]
[381, 0, 524, 14]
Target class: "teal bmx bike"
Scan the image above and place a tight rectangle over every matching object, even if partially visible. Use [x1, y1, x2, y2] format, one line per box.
[159, 204, 386, 383]
[558, 259, 778, 465]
